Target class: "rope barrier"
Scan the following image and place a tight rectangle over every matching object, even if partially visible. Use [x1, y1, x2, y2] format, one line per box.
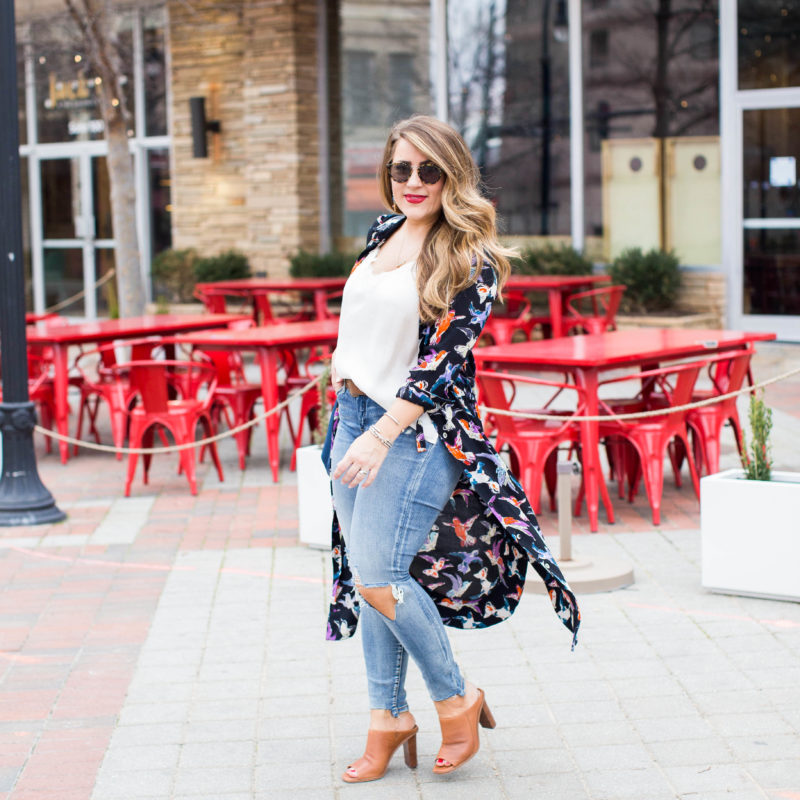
[477, 364, 800, 422]
[43, 269, 117, 314]
[27, 363, 800, 455]
[32, 373, 323, 455]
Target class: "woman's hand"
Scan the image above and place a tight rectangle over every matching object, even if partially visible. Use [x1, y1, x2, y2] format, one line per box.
[332, 431, 389, 488]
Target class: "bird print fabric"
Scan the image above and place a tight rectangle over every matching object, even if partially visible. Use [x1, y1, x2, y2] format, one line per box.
[326, 214, 580, 648]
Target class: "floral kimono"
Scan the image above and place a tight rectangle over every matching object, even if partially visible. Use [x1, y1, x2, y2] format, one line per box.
[325, 214, 580, 648]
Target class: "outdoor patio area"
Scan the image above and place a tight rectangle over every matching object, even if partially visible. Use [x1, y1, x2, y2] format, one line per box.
[0, 341, 798, 799]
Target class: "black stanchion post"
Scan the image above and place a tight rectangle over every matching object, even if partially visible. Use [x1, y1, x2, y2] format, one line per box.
[0, 2, 65, 526]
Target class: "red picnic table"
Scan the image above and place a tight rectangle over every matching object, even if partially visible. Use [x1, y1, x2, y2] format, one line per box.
[504, 274, 611, 338]
[176, 319, 340, 481]
[26, 313, 250, 464]
[194, 277, 348, 322]
[474, 328, 777, 532]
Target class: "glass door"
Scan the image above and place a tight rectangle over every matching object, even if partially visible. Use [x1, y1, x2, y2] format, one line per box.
[726, 2, 800, 341]
[39, 150, 115, 318]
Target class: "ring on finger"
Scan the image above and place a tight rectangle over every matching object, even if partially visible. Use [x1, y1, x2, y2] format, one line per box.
[357, 469, 369, 477]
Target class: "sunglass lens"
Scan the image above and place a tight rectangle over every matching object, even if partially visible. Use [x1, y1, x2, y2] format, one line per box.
[419, 164, 443, 184]
[389, 162, 412, 182]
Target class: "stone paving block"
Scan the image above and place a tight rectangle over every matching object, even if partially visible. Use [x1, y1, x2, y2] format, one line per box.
[99, 743, 180, 773]
[256, 736, 331, 765]
[647, 736, 737, 767]
[502, 772, 592, 800]
[172, 766, 253, 796]
[677, 669, 756, 694]
[107, 723, 184, 748]
[179, 740, 255, 768]
[633, 715, 716, 743]
[253, 760, 333, 791]
[708, 712, 794, 738]
[418, 777, 505, 799]
[618, 692, 697, 719]
[692, 690, 775, 715]
[540, 679, 617, 704]
[744, 759, 800, 788]
[661, 763, 761, 795]
[189, 698, 260, 723]
[548, 699, 627, 725]
[181, 719, 256, 744]
[91, 767, 174, 799]
[727, 733, 800, 762]
[571, 742, 655, 772]
[581, 766, 679, 800]
[123, 681, 195, 705]
[116, 702, 190, 727]
[495, 746, 575, 776]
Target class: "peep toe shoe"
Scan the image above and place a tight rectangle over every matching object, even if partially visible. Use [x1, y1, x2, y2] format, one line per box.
[433, 688, 496, 774]
[342, 725, 419, 783]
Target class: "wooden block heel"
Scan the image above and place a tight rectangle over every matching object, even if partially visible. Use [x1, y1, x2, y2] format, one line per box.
[403, 732, 418, 768]
[479, 699, 496, 729]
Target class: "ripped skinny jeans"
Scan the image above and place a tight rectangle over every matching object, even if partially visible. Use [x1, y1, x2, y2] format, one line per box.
[331, 389, 465, 716]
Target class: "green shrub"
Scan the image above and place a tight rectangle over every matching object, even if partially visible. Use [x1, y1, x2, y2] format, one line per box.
[513, 244, 594, 276]
[289, 250, 358, 278]
[607, 247, 681, 313]
[150, 248, 199, 303]
[740, 392, 772, 481]
[193, 250, 250, 284]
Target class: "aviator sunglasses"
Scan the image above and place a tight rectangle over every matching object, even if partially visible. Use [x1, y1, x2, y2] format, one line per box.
[386, 160, 444, 185]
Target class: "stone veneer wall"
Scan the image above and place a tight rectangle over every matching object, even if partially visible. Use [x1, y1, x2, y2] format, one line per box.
[677, 270, 727, 326]
[168, 0, 338, 276]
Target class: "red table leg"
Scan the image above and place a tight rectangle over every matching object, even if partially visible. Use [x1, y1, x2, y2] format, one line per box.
[547, 289, 565, 338]
[256, 345, 283, 482]
[574, 368, 615, 531]
[51, 343, 71, 464]
[313, 290, 330, 321]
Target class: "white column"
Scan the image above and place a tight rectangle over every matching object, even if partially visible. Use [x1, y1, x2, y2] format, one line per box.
[431, 0, 448, 121]
[24, 41, 45, 313]
[568, 0, 584, 253]
[719, 1, 738, 328]
[317, 0, 332, 253]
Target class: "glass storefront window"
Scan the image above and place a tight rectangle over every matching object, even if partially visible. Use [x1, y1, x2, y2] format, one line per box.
[148, 149, 173, 257]
[739, 1, 800, 90]
[743, 108, 800, 220]
[340, 0, 434, 237]
[32, 15, 134, 145]
[448, 0, 571, 236]
[582, 2, 719, 241]
[743, 229, 800, 315]
[41, 158, 80, 240]
[144, 9, 168, 136]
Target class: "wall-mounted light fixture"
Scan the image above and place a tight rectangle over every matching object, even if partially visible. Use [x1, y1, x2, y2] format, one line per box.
[189, 96, 221, 158]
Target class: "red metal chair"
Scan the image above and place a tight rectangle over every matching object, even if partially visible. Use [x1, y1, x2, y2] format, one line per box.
[594, 362, 702, 525]
[564, 284, 626, 335]
[115, 359, 223, 496]
[480, 291, 535, 346]
[684, 349, 754, 476]
[476, 369, 616, 517]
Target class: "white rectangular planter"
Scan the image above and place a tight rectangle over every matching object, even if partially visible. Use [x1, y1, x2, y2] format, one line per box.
[701, 468, 800, 602]
[296, 444, 334, 550]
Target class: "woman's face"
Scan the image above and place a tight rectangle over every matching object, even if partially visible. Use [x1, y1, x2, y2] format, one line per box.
[390, 138, 444, 227]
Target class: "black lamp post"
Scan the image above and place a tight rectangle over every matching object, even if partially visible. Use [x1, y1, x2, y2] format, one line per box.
[0, 2, 65, 526]
[540, 0, 568, 236]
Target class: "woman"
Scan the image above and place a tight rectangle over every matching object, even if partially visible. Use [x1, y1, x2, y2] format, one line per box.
[325, 115, 579, 784]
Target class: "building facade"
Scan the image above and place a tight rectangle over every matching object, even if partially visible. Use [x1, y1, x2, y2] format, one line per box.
[14, 0, 800, 340]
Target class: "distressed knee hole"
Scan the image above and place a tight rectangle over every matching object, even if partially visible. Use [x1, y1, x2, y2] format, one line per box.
[355, 583, 403, 621]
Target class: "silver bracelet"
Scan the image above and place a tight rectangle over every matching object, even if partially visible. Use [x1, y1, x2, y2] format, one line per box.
[382, 412, 403, 430]
[368, 424, 393, 449]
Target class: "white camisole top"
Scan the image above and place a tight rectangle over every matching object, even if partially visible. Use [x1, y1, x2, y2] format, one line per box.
[334, 246, 437, 441]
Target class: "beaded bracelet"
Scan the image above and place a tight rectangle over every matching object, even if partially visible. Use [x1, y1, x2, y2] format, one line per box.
[368, 424, 393, 449]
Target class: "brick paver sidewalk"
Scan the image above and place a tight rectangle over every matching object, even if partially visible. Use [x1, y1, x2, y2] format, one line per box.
[0, 342, 798, 799]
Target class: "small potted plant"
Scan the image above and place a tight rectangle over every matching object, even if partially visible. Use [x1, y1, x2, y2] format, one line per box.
[701, 392, 800, 601]
[295, 360, 334, 549]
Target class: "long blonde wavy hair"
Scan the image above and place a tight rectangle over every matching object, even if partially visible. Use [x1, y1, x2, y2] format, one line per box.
[378, 116, 516, 323]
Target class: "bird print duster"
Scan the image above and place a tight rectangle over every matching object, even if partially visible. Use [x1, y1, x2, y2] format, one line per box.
[325, 214, 580, 647]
